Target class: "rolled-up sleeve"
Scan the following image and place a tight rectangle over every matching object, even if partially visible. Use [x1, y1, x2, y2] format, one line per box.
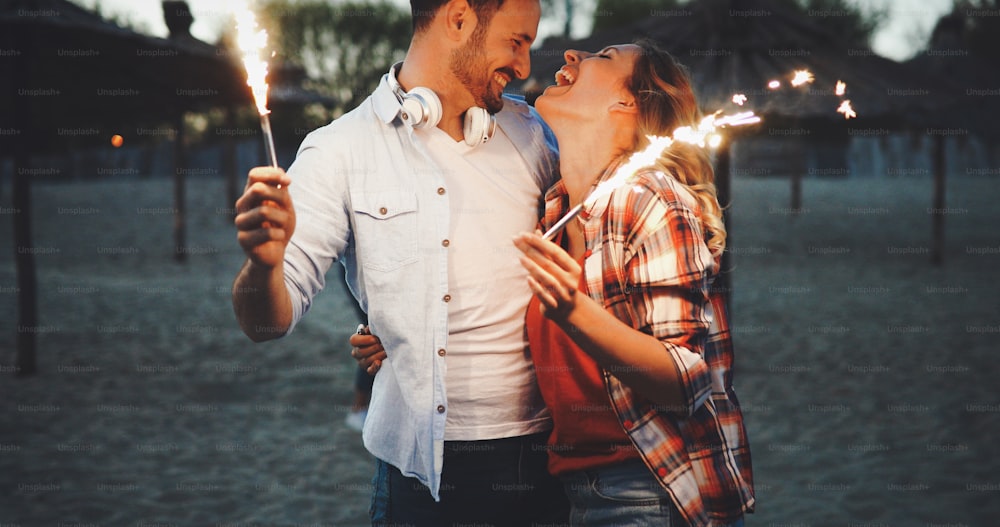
[282, 129, 352, 332]
[623, 176, 716, 416]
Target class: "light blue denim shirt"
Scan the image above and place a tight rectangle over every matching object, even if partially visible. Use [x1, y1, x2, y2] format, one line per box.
[282, 73, 559, 500]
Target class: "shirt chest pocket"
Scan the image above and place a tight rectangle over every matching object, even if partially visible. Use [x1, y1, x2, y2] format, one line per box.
[350, 190, 419, 272]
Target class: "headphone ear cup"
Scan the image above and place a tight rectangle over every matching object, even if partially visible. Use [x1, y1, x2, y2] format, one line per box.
[463, 107, 496, 147]
[401, 87, 442, 129]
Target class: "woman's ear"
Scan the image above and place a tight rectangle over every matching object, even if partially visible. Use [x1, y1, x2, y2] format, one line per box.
[609, 98, 638, 115]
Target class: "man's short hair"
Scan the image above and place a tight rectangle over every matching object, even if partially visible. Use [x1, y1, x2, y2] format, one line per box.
[410, 0, 505, 35]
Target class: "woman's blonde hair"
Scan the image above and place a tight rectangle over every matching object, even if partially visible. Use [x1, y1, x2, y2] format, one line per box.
[624, 39, 727, 258]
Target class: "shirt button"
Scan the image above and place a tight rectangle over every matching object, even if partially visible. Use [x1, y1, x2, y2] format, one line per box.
[437, 405, 445, 413]
[623, 420, 634, 429]
[437, 348, 446, 357]
[379, 207, 388, 215]
[437, 187, 446, 195]
[443, 294, 451, 302]
[657, 467, 668, 478]
[442, 239, 450, 247]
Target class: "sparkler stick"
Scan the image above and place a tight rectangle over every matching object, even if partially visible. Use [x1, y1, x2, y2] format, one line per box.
[541, 203, 584, 241]
[258, 113, 279, 168]
[235, 3, 279, 168]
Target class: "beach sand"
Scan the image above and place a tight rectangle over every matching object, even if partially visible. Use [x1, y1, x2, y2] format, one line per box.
[1, 173, 997, 526]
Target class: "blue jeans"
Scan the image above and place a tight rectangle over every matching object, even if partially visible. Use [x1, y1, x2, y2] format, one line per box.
[560, 459, 745, 527]
[370, 431, 569, 527]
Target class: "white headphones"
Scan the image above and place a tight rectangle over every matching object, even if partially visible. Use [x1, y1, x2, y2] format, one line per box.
[387, 62, 496, 147]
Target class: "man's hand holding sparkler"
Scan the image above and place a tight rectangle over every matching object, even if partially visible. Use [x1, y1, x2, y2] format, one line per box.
[235, 167, 295, 268]
[232, 166, 295, 342]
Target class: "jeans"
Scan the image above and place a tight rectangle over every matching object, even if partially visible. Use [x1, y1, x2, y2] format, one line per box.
[370, 431, 570, 527]
[560, 459, 745, 527]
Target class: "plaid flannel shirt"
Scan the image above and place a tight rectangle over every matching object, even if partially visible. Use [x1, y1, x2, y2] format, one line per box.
[540, 167, 755, 526]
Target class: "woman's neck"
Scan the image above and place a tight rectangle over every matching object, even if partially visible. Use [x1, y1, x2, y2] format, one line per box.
[556, 131, 621, 208]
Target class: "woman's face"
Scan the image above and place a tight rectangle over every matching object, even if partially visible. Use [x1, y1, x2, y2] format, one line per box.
[535, 44, 642, 127]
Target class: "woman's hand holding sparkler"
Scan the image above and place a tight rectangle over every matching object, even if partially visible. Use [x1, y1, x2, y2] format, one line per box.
[514, 231, 584, 323]
[235, 167, 295, 268]
[350, 326, 386, 376]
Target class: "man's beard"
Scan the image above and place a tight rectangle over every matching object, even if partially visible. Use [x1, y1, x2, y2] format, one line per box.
[449, 30, 505, 114]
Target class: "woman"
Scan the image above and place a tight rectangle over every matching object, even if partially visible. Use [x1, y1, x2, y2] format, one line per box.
[511, 40, 754, 526]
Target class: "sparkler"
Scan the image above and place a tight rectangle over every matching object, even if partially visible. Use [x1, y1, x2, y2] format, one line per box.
[235, 2, 278, 168]
[542, 112, 760, 241]
[542, 67, 856, 241]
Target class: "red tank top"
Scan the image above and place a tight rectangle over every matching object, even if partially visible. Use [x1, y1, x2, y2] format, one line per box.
[526, 279, 640, 475]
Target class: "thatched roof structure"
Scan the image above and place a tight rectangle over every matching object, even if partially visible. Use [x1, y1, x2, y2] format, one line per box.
[0, 0, 252, 151]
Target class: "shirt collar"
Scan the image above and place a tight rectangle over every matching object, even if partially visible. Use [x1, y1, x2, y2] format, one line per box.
[541, 179, 569, 230]
[579, 157, 628, 224]
[373, 70, 403, 125]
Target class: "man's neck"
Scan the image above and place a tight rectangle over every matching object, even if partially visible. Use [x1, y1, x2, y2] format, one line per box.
[398, 47, 470, 142]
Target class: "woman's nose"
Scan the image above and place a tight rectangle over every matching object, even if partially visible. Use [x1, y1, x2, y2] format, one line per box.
[564, 49, 588, 64]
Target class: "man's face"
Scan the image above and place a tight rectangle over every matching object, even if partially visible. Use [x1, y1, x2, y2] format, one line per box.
[449, 0, 540, 114]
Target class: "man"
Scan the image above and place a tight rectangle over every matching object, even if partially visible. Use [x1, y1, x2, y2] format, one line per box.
[231, 1, 567, 525]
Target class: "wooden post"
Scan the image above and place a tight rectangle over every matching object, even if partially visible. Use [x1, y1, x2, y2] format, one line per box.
[715, 140, 733, 319]
[12, 48, 37, 375]
[173, 114, 186, 263]
[931, 134, 946, 266]
[790, 169, 802, 217]
[12, 147, 38, 376]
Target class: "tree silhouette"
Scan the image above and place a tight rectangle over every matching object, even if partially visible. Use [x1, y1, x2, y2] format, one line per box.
[258, 0, 411, 116]
[954, 0, 1000, 62]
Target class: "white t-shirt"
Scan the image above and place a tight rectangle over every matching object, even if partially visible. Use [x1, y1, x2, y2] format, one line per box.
[418, 125, 549, 441]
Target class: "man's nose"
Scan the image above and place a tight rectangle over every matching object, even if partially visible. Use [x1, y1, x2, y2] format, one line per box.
[514, 46, 531, 80]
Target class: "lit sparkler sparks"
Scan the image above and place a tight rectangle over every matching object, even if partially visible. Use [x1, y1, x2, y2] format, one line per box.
[235, 2, 279, 168]
[732, 93, 748, 106]
[837, 100, 857, 119]
[542, 111, 761, 240]
[754, 72, 857, 119]
[790, 69, 814, 87]
[835, 80, 847, 96]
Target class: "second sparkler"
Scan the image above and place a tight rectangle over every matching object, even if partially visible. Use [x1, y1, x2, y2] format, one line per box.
[235, 3, 279, 168]
[542, 112, 761, 241]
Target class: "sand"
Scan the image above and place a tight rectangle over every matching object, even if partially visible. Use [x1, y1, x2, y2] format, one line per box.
[1, 171, 998, 526]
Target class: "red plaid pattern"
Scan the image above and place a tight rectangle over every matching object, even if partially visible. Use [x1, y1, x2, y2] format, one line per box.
[540, 167, 755, 526]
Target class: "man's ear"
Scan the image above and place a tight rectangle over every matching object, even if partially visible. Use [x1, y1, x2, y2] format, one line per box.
[443, 0, 475, 41]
